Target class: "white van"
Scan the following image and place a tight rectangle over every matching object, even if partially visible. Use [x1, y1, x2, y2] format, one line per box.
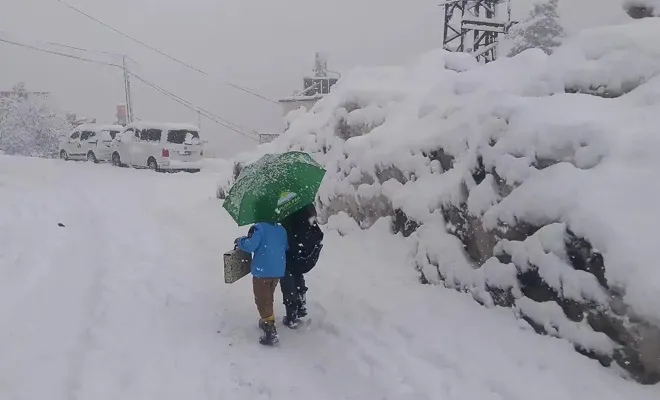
[59, 124, 123, 162]
[110, 122, 203, 172]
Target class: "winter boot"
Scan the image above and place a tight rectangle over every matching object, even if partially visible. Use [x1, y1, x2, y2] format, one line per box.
[297, 290, 308, 318]
[259, 319, 279, 346]
[282, 307, 300, 329]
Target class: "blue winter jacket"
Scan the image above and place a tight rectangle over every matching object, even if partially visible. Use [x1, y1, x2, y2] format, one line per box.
[237, 222, 288, 278]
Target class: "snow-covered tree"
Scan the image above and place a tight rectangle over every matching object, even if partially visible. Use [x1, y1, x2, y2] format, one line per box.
[508, 0, 565, 57]
[0, 83, 71, 158]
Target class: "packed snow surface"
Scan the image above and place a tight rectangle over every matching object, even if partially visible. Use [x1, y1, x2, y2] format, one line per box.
[1, 155, 659, 399]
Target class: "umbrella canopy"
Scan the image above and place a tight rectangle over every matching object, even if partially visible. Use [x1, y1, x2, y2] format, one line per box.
[223, 151, 326, 226]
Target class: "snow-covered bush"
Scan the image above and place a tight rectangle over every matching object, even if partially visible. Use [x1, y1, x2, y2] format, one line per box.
[0, 84, 71, 158]
[223, 18, 660, 383]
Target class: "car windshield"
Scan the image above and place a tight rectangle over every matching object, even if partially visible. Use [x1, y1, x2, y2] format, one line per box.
[167, 130, 200, 144]
[107, 130, 120, 140]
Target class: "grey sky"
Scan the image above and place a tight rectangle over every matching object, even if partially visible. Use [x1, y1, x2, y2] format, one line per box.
[0, 0, 629, 156]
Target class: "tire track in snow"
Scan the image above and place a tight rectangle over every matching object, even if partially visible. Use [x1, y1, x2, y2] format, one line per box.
[57, 169, 251, 400]
[61, 187, 114, 400]
[0, 167, 110, 400]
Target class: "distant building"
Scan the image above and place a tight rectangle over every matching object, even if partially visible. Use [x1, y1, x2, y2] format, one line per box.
[278, 53, 340, 116]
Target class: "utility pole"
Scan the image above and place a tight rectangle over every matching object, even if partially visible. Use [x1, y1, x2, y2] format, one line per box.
[197, 110, 202, 132]
[122, 56, 134, 123]
[441, 0, 515, 63]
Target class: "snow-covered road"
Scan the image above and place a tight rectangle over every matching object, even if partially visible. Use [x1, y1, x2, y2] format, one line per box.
[0, 156, 657, 400]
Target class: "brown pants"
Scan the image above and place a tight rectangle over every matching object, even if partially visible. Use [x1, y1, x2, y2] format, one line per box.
[253, 277, 279, 320]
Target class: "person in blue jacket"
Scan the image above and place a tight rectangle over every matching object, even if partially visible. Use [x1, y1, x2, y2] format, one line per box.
[235, 221, 288, 346]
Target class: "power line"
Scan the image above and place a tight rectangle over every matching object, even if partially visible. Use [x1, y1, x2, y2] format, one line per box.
[130, 77, 245, 133]
[43, 41, 88, 53]
[0, 37, 121, 68]
[129, 73, 259, 141]
[133, 76, 259, 142]
[44, 40, 139, 64]
[223, 81, 280, 105]
[0, 30, 138, 64]
[0, 36, 259, 141]
[54, 0, 284, 105]
[55, 0, 205, 75]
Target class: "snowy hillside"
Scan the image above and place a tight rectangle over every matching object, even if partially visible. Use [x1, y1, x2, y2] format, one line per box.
[223, 18, 660, 383]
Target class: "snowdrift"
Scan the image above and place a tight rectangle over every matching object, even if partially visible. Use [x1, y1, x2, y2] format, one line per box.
[222, 18, 660, 383]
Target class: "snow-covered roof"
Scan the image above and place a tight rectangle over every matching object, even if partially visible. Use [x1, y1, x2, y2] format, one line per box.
[278, 95, 325, 103]
[74, 124, 124, 132]
[124, 121, 199, 132]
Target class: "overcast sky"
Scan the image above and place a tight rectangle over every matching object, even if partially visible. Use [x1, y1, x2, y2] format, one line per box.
[0, 0, 630, 156]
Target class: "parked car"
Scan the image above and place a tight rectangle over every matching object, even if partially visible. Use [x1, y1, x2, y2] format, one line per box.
[59, 124, 123, 163]
[110, 122, 203, 172]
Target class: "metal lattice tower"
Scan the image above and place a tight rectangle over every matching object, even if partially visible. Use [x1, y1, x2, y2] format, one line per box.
[441, 0, 514, 63]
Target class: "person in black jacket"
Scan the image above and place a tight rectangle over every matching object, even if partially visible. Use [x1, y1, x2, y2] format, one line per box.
[280, 203, 324, 328]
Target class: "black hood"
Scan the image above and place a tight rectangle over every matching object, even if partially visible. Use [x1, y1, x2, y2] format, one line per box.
[282, 204, 317, 231]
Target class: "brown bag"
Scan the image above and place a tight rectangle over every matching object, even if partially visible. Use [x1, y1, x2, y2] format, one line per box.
[223, 248, 252, 284]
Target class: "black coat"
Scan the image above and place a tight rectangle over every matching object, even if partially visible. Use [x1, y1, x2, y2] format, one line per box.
[281, 204, 324, 275]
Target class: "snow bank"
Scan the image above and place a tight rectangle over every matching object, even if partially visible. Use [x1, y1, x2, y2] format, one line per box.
[326, 211, 361, 236]
[551, 18, 660, 96]
[222, 18, 660, 383]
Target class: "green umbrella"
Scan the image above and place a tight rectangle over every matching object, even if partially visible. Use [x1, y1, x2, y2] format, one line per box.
[223, 151, 326, 226]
